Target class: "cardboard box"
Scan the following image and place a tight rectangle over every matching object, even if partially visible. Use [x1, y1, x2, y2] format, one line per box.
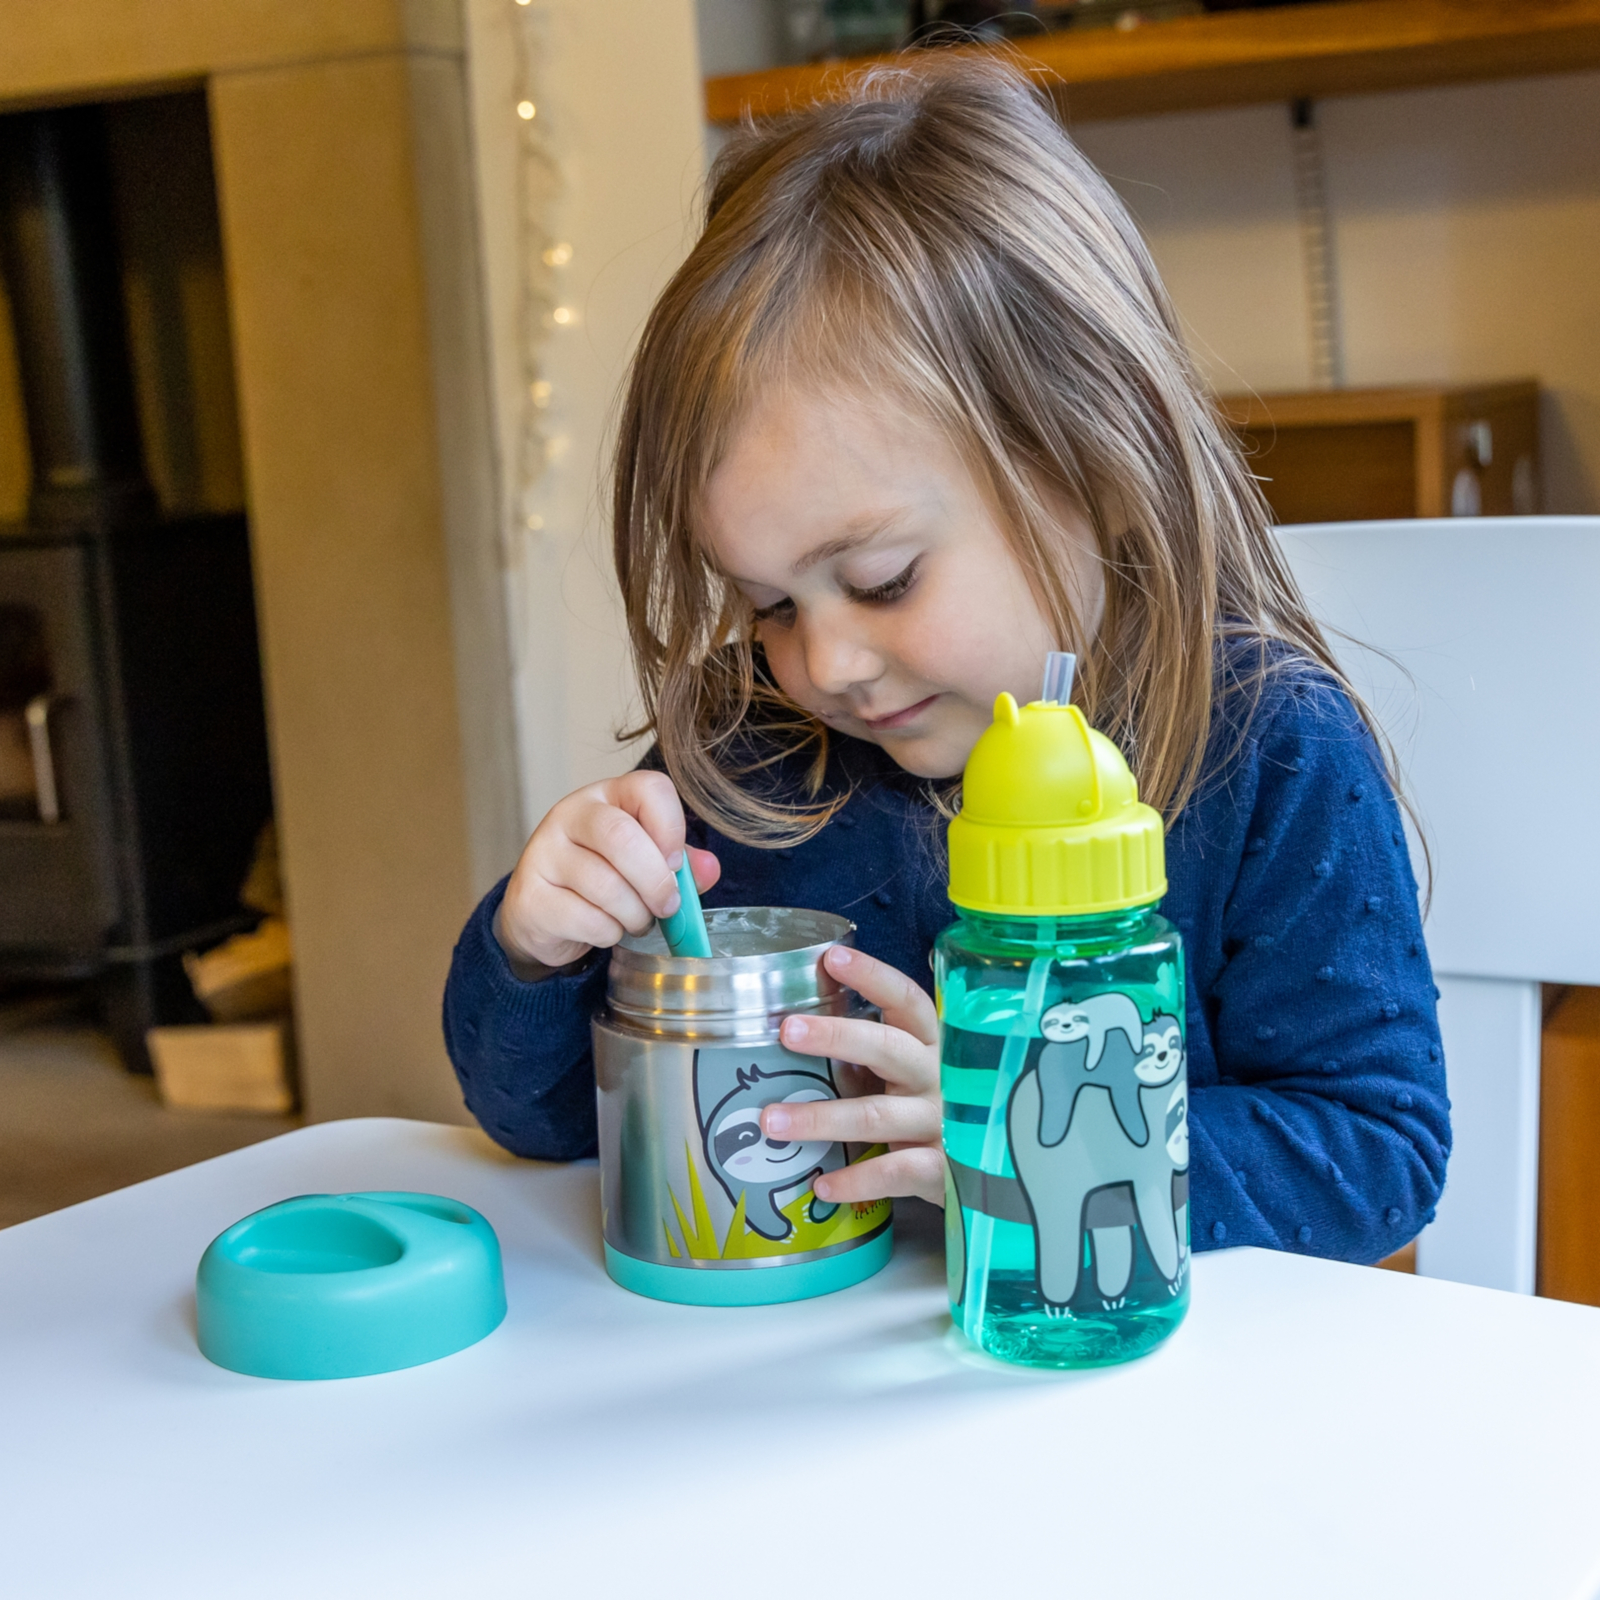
[147, 1020, 296, 1114]
[183, 917, 292, 1022]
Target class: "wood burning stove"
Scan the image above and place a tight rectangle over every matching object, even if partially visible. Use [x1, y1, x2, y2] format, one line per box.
[0, 103, 273, 1068]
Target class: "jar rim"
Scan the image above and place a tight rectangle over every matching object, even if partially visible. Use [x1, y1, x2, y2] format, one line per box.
[606, 905, 857, 1031]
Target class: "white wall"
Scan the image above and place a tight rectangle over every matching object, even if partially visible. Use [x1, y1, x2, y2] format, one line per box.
[1074, 70, 1600, 514]
[463, 0, 707, 845]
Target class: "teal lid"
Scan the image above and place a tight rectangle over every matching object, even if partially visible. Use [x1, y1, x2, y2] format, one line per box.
[196, 1191, 506, 1380]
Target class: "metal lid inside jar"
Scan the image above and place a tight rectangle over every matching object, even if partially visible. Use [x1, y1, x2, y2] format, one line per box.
[606, 906, 857, 1039]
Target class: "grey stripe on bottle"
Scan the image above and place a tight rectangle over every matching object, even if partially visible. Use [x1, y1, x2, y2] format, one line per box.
[940, 1027, 1006, 1073]
[942, 1101, 992, 1125]
[950, 1161, 1190, 1230]
[947, 1158, 1033, 1226]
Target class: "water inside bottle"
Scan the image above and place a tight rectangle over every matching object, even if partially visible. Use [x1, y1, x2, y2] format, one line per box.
[941, 964, 1190, 1369]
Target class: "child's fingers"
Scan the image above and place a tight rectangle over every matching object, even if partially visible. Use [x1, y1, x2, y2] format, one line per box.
[778, 1012, 935, 1094]
[494, 894, 589, 973]
[527, 881, 627, 954]
[547, 844, 656, 936]
[687, 846, 721, 894]
[821, 945, 937, 1046]
[497, 771, 698, 971]
[813, 1146, 946, 1208]
[565, 801, 680, 918]
[606, 770, 688, 863]
[762, 1089, 939, 1150]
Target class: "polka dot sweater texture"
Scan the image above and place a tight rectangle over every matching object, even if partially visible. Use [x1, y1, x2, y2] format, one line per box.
[443, 666, 1450, 1265]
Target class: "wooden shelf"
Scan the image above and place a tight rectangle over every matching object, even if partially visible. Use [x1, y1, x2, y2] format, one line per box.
[1215, 381, 1539, 522]
[706, 0, 1600, 125]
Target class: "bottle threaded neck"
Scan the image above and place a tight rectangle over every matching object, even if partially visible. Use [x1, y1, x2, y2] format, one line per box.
[946, 903, 1164, 956]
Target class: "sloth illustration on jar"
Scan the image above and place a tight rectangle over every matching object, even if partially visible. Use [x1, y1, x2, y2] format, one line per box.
[712, 1090, 834, 1188]
[693, 1051, 850, 1242]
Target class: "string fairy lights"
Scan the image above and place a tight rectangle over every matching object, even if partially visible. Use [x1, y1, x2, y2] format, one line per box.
[509, 0, 574, 540]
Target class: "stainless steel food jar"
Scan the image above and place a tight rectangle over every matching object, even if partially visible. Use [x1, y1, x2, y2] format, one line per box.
[594, 906, 893, 1305]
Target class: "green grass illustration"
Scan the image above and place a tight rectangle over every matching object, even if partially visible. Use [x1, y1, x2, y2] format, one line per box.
[665, 1141, 890, 1260]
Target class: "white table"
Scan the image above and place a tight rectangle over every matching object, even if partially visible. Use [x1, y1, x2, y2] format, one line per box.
[3, 1118, 1599, 1600]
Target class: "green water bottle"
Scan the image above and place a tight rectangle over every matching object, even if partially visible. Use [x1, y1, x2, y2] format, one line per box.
[937, 654, 1189, 1368]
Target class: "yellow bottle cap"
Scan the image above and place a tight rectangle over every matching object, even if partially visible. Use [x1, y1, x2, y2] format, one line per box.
[947, 693, 1166, 917]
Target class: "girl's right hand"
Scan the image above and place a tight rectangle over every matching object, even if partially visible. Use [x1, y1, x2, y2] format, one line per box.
[493, 772, 721, 975]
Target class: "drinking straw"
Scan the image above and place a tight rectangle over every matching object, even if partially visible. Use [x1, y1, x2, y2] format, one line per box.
[960, 653, 1072, 1343]
[1040, 650, 1076, 706]
[962, 945, 1053, 1346]
[659, 854, 712, 958]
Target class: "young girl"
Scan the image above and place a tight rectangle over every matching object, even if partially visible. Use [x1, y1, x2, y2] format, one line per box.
[444, 58, 1448, 1263]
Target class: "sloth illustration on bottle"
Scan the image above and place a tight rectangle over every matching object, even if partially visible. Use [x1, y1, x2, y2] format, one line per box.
[1008, 1001, 1189, 1308]
[1034, 993, 1150, 1145]
[1138, 1015, 1185, 1094]
[693, 1046, 847, 1242]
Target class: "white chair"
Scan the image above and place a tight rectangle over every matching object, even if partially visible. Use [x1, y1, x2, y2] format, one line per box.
[1278, 517, 1600, 1294]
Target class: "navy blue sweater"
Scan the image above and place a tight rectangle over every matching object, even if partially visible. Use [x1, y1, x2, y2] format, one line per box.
[443, 665, 1450, 1265]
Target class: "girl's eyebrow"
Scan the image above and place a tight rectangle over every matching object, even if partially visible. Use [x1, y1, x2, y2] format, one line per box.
[790, 512, 908, 577]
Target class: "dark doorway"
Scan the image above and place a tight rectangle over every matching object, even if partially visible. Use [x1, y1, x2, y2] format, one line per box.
[0, 94, 274, 1070]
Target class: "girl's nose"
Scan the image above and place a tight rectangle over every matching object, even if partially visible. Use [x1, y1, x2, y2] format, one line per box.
[801, 610, 883, 697]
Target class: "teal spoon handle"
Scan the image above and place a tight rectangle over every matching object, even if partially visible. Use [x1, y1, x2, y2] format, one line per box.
[659, 855, 711, 958]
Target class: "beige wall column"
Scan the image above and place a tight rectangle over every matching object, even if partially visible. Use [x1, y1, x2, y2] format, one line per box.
[210, 42, 503, 1123]
[462, 0, 707, 821]
[404, 47, 525, 900]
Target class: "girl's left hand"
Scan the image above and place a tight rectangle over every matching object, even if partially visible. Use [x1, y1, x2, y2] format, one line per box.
[760, 944, 944, 1206]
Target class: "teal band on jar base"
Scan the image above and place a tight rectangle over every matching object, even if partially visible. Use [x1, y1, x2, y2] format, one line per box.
[604, 1230, 892, 1306]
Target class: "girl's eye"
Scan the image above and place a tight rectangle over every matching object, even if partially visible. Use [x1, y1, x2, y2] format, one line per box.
[845, 558, 920, 607]
[752, 597, 796, 626]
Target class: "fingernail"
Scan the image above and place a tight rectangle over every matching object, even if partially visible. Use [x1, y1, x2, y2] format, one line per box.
[784, 1016, 810, 1044]
[662, 892, 681, 915]
[666, 851, 684, 872]
[827, 944, 853, 968]
[812, 1175, 830, 1200]
[764, 1107, 791, 1136]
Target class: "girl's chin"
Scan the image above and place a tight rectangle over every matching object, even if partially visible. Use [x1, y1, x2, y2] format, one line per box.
[863, 729, 970, 781]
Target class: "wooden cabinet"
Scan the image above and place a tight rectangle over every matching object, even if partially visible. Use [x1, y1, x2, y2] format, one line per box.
[1539, 988, 1600, 1307]
[1215, 381, 1539, 525]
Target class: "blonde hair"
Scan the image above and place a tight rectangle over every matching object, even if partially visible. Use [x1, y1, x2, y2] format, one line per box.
[614, 55, 1374, 845]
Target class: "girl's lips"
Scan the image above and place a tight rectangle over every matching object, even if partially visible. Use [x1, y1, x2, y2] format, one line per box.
[860, 693, 940, 732]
